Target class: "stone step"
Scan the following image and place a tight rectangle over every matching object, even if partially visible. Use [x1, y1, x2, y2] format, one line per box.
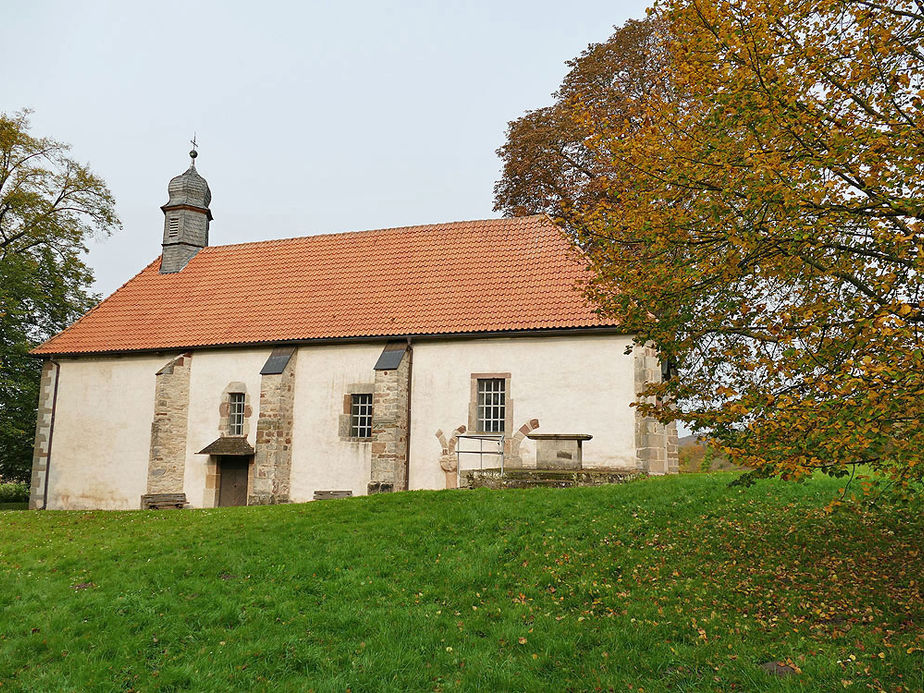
[464, 467, 645, 490]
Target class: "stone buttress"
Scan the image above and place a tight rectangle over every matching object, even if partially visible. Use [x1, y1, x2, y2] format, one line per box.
[145, 353, 193, 498]
[634, 344, 679, 474]
[250, 348, 298, 504]
[369, 343, 411, 493]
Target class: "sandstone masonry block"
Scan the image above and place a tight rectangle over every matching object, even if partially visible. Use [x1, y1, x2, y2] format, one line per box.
[29, 362, 56, 509]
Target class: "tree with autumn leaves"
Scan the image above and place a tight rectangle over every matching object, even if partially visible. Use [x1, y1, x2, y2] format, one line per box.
[497, 1, 924, 486]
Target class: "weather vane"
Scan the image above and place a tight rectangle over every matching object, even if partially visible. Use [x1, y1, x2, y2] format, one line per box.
[189, 133, 198, 162]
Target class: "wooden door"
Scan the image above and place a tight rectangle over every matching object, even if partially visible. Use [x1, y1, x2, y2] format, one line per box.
[218, 457, 250, 506]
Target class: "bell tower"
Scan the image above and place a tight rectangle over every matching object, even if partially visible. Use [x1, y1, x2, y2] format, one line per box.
[160, 140, 213, 273]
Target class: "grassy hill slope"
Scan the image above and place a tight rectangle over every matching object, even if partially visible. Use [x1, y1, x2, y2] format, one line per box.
[0, 474, 921, 691]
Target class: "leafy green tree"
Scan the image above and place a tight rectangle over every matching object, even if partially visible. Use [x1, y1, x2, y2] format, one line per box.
[0, 111, 118, 481]
[497, 2, 924, 486]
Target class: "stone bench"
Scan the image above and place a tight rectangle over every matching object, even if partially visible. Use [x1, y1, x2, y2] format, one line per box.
[140, 493, 187, 509]
[313, 490, 353, 501]
[525, 433, 593, 470]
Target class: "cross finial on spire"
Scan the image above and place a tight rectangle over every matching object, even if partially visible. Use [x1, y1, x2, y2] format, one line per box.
[189, 133, 198, 164]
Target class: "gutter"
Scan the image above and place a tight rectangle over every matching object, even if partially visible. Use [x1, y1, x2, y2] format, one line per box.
[404, 337, 413, 491]
[41, 360, 61, 510]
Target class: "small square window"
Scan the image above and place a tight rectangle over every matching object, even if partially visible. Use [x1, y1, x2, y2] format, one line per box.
[229, 392, 245, 436]
[351, 393, 373, 438]
[477, 378, 506, 433]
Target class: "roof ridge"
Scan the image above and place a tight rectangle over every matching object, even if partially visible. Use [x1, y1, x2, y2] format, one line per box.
[201, 214, 550, 252]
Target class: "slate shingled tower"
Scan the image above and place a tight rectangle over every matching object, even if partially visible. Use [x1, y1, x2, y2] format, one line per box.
[160, 147, 212, 273]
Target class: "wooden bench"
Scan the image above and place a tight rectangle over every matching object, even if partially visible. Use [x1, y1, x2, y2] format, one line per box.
[140, 493, 187, 509]
[313, 490, 353, 501]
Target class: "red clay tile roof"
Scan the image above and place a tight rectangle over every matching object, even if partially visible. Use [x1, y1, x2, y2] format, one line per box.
[32, 215, 618, 356]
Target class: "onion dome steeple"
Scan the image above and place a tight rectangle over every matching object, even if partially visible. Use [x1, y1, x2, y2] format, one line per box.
[160, 138, 213, 273]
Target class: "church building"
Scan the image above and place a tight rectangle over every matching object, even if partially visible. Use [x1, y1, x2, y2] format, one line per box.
[28, 152, 678, 510]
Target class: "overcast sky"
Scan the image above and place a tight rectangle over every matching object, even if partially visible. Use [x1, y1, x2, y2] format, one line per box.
[3, 0, 648, 295]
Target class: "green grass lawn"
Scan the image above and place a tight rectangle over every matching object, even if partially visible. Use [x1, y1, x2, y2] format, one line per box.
[0, 474, 921, 692]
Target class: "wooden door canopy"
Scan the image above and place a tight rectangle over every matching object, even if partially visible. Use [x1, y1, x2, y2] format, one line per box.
[197, 437, 255, 456]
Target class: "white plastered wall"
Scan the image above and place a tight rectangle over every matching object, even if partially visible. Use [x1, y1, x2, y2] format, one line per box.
[288, 343, 383, 501]
[44, 355, 163, 509]
[43, 344, 384, 509]
[43, 333, 639, 508]
[408, 334, 638, 490]
[184, 348, 268, 507]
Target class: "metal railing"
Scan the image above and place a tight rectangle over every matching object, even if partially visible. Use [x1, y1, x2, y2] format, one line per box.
[456, 433, 504, 487]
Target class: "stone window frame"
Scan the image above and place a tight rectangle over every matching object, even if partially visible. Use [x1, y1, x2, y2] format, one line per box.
[468, 373, 513, 435]
[218, 382, 253, 438]
[339, 383, 375, 442]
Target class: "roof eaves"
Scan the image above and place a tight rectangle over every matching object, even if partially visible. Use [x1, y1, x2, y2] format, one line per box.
[31, 324, 628, 358]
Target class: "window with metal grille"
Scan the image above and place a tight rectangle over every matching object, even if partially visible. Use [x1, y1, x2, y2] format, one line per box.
[351, 393, 373, 438]
[228, 392, 245, 435]
[477, 378, 506, 433]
